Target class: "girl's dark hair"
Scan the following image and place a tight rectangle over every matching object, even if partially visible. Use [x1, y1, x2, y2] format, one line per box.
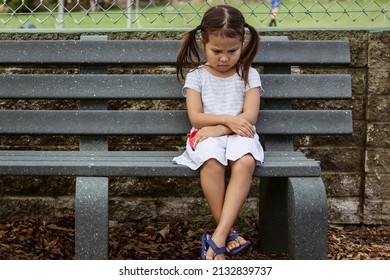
[176, 5, 259, 85]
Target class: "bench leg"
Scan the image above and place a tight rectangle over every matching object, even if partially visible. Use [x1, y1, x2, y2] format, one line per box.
[287, 177, 328, 260]
[259, 177, 289, 254]
[259, 177, 328, 259]
[75, 177, 109, 260]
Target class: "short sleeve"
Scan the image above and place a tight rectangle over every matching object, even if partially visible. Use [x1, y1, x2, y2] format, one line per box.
[246, 67, 265, 96]
[182, 69, 201, 97]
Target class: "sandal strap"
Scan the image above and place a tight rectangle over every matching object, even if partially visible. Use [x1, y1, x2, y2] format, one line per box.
[226, 231, 240, 243]
[206, 239, 226, 257]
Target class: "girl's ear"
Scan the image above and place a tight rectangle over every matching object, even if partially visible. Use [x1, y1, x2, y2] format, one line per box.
[200, 36, 204, 46]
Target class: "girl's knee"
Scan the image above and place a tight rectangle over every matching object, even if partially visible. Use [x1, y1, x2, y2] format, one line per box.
[232, 154, 256, 172]
[201, 158, 225, 173]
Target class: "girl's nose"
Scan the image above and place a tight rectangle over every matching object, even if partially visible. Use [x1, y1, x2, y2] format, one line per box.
[220, 55, 228, 62]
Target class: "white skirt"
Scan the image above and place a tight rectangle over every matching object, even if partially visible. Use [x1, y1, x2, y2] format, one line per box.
[173, 132, 264, 170]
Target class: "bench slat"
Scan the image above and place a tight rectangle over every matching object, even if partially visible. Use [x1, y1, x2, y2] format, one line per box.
[0, 151, 320, 178]
[0, 109, 352, 135]
[262, 74, 351, 99]
[0, 40, 350, 65]
[257, 40, 351, 65]
[0, 74, 351, 100]
[1, 151, 312, 161]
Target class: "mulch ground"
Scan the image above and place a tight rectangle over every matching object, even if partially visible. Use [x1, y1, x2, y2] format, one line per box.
[1, 217, 389, 260]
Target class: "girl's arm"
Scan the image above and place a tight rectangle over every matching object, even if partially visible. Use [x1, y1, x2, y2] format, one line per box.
[237, 87, 261, 127]
[220, 87, 260, 137]
[186, 88, 228, 130]
[186, 87, 260, 138]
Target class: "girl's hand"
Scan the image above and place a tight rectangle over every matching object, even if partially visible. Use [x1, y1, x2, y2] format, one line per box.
[193, 125, 230, 145]
[225, 115, 256, 137]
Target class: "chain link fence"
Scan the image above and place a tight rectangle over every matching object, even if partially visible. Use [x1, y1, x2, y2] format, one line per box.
[0, 0, 389, 30]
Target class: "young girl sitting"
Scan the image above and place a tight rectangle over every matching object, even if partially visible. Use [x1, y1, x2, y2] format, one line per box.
[173, 5, 264, 260]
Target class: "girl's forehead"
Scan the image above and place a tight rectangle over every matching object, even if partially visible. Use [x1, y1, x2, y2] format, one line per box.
[205, 34, 243, 46]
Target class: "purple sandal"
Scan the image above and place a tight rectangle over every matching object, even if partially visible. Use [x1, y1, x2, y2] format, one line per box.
[226, 231, 251, 257]
[201, 233, 226, 260]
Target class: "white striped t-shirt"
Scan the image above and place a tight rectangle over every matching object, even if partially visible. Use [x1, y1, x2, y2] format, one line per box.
[183, 66, 263, 116]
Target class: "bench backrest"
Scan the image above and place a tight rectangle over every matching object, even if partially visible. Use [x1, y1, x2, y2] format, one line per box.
[0, 36, 352, 151]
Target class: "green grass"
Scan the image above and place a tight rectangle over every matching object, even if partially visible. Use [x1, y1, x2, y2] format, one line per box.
[0, 0, 388, 30]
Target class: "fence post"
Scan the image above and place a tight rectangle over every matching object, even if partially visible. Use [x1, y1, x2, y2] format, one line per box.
[57, 0, 64, 29]
[127, 0, 132, 29]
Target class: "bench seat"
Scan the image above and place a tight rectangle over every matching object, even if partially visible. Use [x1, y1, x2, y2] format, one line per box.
[0, 150, 320, 178]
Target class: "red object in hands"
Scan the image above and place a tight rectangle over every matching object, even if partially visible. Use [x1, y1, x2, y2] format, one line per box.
[187, 130, 199, 151]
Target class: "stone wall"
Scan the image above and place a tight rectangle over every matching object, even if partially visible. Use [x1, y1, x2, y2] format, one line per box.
[364, 31, 390, 224]
[0, 29, 389, 225]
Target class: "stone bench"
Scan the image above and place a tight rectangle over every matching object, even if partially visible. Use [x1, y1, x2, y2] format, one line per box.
[0, 35, 352, 259]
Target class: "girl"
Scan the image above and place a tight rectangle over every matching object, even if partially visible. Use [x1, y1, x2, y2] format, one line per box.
[173, 5, 264, 260]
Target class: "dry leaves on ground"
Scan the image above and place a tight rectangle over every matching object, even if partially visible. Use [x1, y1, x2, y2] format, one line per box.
[0, 217, 389, 260]
[328, 224, 390, 260]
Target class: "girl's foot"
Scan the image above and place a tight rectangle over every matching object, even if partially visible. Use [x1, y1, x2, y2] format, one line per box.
[202, 233, 226, 260]
[226, 231, 251, 256]
[268, 19, 277, 27]
[206, 238, 226, 260]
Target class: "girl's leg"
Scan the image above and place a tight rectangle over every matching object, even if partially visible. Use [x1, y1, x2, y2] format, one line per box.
[200, 158, 226, 224]
[200, 158, 226, 259]
[211, 154, 255, 256]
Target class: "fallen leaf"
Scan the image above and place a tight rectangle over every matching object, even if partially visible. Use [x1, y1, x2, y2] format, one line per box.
[158, 224, 170, 241]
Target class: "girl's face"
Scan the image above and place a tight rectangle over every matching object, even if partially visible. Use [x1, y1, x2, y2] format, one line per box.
[201, 33, 243, 77]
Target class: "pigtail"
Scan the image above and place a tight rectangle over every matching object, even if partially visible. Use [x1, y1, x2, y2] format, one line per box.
[176, 25, 203, 82]
[239, 23, 259, 85]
